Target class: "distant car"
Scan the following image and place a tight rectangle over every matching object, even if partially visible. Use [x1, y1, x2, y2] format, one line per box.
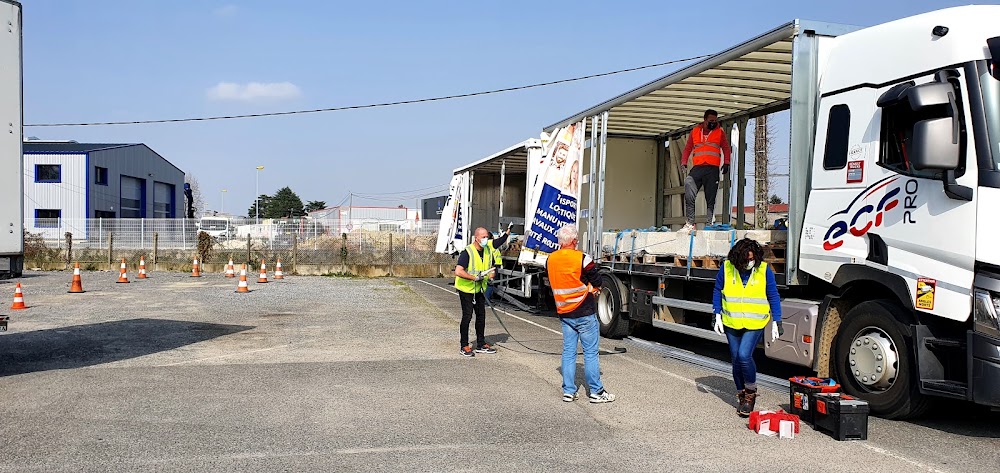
[198, 217, 232, 240]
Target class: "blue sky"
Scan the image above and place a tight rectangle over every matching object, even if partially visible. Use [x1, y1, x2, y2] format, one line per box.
[22, 0, 985, 215]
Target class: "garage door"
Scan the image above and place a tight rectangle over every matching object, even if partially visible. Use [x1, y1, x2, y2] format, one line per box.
[153, 181, 174, 218]
[120, 176, 145, 218]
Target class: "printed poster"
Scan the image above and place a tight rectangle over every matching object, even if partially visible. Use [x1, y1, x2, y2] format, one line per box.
[518, 122, 585, 266]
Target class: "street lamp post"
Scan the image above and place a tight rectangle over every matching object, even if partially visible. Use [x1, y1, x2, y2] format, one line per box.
[255, 166, 264, 224]
[221, 189, 227, 214]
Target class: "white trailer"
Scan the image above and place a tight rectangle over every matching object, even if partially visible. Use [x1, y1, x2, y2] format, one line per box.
[0, 0, 22, 288]
[517, 6, 1000, 418]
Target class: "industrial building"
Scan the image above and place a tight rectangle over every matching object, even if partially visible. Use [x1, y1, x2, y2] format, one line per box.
[23, 141, 185, 237]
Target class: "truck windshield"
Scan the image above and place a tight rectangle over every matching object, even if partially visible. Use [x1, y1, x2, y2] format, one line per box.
[986, 38, 1000, 173]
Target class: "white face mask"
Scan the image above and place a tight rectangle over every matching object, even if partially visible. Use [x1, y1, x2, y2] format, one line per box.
[480, 237, 489, 247]
[746, 260, 755, 271]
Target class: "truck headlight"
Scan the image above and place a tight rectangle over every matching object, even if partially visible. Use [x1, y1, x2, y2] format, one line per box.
[974, 289, 1000, 337]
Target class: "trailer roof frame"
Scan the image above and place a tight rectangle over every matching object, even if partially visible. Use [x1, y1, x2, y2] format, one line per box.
[543, 20, 859, 138]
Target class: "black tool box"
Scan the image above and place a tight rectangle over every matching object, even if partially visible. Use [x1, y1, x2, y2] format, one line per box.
[812, 393, 870, 441]
[788, 377, 841, 424]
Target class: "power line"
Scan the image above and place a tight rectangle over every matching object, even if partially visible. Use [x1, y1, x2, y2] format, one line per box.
[25, 55, 711, 127]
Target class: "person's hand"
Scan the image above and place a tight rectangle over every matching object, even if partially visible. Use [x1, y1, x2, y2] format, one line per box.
[714, 314, 724, 336]
[720, 164, 730, 175]
[680, 166, 689, 180]
[474, 274, 483, 282]
[507, 221, 514, 233]
[771, 321, 783, 342]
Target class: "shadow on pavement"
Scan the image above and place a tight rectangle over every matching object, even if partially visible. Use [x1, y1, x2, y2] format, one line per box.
[0, 318, 254, 377]
[908, 401, 1000, 438]
[696, 375, 740, 409]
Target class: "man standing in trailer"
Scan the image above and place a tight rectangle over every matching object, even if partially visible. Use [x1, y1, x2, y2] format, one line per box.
[681, 109, 732, 231]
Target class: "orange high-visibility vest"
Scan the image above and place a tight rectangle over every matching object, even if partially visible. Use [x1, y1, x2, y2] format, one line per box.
[690, 126, 725, 167]
[547, 248, 593, 315]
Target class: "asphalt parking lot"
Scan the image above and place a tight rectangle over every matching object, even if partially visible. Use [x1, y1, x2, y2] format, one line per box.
[0, 271, 997, 472]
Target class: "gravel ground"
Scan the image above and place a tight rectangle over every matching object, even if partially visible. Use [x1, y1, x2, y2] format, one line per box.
[0, 271, 995, 472]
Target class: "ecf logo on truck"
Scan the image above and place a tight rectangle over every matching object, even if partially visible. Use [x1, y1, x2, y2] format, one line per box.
[823, 176, 919, 250]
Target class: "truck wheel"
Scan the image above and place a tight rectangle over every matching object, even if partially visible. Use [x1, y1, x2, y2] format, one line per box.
[833, 300, 929, 419]
[597, 273, 629, 338]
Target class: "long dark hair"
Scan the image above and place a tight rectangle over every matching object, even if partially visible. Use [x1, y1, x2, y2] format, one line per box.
[727, 238, 763, 272]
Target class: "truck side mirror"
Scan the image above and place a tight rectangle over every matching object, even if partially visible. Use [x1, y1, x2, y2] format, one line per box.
[909, 117, 960, 170]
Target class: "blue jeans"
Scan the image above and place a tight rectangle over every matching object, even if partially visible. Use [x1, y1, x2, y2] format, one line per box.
[725, 326, 764, 391]
[561, 314, 604, 395]
[485, 285, 494, 301]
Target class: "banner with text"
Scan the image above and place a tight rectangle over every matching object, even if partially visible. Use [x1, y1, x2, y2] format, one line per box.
[435, 172, 470, 254]
[518, 122, 584, 266]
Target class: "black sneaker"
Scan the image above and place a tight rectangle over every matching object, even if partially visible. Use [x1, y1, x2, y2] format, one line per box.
[460, 345, 475, 357]
[475, 343, 497, 354]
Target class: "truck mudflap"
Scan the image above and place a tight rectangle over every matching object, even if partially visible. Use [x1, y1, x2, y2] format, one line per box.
[970, 330, 1000, 407]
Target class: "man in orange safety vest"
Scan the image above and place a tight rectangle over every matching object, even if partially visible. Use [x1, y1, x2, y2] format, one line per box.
[681, 109, 731, 232]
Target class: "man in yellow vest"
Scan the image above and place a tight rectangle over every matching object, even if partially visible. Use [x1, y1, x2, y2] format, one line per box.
[546, 224, 615, 403]
[455, 227, 497, 357]
[681, 109, 732, 232]
[712, 238, 783, 416]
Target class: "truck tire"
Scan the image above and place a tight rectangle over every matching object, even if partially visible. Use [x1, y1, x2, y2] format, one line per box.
[833, 300, 929, 419]
[597, 273, 629, 338]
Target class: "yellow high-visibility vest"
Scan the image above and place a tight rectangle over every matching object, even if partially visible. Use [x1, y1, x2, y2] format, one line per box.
[455, 244, 490, 294]
[721, 260, 771, 330]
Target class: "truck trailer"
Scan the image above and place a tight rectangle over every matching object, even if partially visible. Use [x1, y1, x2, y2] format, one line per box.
[0, 0, 22, 285]
[458, 6, 1000, 418]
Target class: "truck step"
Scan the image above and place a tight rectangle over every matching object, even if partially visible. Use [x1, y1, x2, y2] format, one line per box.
[920, 380, 968, 399]
[924, 337, 966, 350]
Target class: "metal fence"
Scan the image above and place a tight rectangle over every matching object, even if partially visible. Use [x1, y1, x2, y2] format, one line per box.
[24, 218, 455, 272]
[29, 217, 442, 250]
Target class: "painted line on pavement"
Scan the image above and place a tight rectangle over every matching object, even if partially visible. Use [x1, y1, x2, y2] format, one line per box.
[858, 443, 949, 473]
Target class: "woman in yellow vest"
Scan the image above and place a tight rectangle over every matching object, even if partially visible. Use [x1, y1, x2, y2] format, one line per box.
[712, 238, 783, 417]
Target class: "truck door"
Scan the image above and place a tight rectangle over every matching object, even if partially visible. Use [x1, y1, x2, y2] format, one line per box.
[805, 69, 977, 322]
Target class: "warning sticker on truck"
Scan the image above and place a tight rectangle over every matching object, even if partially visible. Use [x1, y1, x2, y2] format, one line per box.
[847, 160, 864, 183]
[916, 278, 936, 310]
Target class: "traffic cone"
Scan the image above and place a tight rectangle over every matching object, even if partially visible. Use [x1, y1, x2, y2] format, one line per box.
[274, 258, 284, 280]
[69, 262, 85, 293]
[257, 259, 268, 283]
[116, 258, 130, 283]
[137, 255, 149, 279]
[235, 264, 250, 293]
[191, 256, 201, 277]
[224, 258, 236, 278]
[10, 282, 26, 310]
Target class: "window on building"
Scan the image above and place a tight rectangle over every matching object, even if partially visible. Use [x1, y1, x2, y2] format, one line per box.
[35, 164, 61, 183]
[35, 209, 61, 228]
[120, 175, 145, 218]
[95, 166, 108, 185]
[95, 210, 116, 219]
[823, 105, 851, 170]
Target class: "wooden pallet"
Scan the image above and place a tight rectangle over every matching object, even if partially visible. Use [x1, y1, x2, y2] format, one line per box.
[674, 256, 723, 269]
[642, 253, 677, 265]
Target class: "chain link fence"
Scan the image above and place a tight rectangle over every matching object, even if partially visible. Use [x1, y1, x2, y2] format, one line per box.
[25, 218, 455, 276]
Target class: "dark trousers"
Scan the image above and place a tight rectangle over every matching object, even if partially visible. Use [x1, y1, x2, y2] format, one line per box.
[684, 164, 721, 225]
[459, 291, 486, 348]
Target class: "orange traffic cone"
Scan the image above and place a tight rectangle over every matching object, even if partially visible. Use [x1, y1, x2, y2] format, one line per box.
[274, 258, 284, 280]
[191, 256, 201, 277]
[69, 262, 85, 293]
[10, 282, 27, 310]
[235, 264, 250, 293]
[224, 258, 236, 278]
[137, 255, 149, 279]
[258, 259, 268, 283]
[116, 258, 130, 284]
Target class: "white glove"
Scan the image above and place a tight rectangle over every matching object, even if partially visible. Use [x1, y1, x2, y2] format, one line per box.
[770, 321, 780, 343]
[713, 314, 724, 336]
